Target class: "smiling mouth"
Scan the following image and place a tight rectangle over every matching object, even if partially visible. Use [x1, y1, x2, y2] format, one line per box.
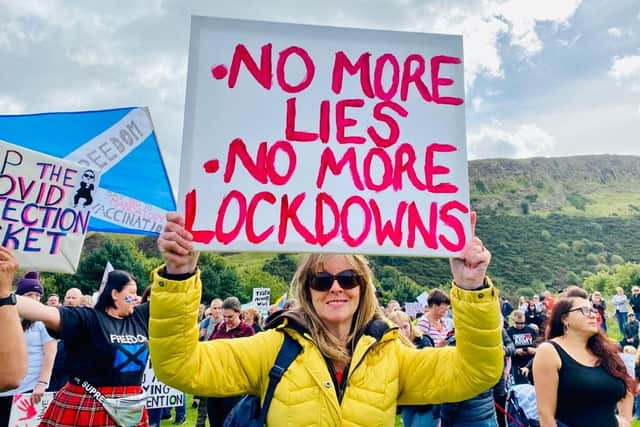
[327, 300, 347, 305]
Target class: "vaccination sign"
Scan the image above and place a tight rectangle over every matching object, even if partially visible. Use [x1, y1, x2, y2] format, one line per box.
[0, 107, 175, 235]
[180, 17, 471, 256]
[0, 140, 99, 273]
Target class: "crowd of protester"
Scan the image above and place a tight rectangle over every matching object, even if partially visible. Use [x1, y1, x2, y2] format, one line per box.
[3, 215, 640, 426]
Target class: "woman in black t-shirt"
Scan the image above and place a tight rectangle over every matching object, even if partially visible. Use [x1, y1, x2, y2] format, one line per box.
[533, 288, 633, 427]
[16, 270, 150, 427]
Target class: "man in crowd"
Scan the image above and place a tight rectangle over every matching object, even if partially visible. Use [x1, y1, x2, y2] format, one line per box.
[622, 312, 639, 348]
[630, 286, 640, 318]
[63, 287, 82, 307]
[46, 294, 60, 307]
[507, 311, 538, 384]
[0, 247, 27, 391]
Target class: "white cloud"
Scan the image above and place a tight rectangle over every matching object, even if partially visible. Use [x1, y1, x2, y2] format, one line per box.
[472, 96, 484, 112]
[496, 0, 583, 56]
[608, 27, 624, 37]
[468, 121, 556, 159]
[609, 55, 640, 90]
[558, 33, 581, 47]
[0, 96, 26, 114]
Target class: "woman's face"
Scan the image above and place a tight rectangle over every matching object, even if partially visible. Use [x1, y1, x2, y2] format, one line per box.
[23, 291, 42, 302]
[566, 298, 599, 336]
[431, 303, 449, 319]
[309, 255, 361, 334]
[397, 320, 411, 338]
[111, 281, 138, 317]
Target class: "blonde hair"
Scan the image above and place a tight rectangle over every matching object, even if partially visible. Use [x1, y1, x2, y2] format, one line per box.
[387, 310, 420, 348]
[244, 306, 261, 325]
[290, 253, 381, 364]
[623, 345, 636, 355]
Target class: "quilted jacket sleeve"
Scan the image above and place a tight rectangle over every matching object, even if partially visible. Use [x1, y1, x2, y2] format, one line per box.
[148, 266, 282, 397]
[397, 282, 503, 405]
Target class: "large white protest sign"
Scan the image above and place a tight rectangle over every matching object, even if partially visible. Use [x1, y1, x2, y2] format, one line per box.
[142, 360, 184, 409]
[180, 17, 471, 256]
[9, 392, 55, 426]
[252, 287, 271, 313]
[0, 140, 100, 273]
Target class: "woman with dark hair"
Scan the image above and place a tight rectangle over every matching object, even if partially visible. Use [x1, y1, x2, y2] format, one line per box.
[533, 291, 634, 427]
[15, 269, 150, 427]
[417, 288, 452, 347]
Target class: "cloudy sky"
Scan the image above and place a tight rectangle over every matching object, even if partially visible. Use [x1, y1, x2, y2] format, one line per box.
[1, 0, 639, 188]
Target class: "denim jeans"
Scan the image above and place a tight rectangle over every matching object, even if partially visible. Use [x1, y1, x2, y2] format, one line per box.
[616, 311, 628, 334]
[441, 416, 499, 427]
[402, 407, 439, 427]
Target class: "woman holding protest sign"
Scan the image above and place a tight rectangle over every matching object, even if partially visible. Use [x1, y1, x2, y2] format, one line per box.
[148, 211, 502, 426]
[15, 269, 150, 426]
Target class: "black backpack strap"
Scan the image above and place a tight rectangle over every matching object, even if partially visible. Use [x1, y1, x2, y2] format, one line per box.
[257, 333, 302, 425]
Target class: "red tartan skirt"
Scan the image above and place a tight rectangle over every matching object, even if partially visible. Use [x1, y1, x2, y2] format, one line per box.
[39, 382, 149, 427]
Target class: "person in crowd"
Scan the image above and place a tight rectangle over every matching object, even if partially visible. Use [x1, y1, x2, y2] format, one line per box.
[16, 270, 150, 426]
[198, 303, 206, 323]
[622, 312, 640, 349]
[386, 299, 401, 315]
[500, 296, 513, 328]
[195, 298, 224, 427]
[148, 212, 502, 426]
[524, 299, 544, 329]
[620, 345, 636, 378]
[63, 288, 83, 307]
[206, 296, 255, 427]
[417, 288, 452, 347]
[79, 295, 94, 307]
[543, 290, 555, 312]
[613, 287, 630, 333]
[0, 247, 27, 392]
[592, 291, 607, 331]
[0, 271, 57, 427]
[439, 327, 512, 427]
[630, 286, 640, 318]
[507, 311, 538, 385]
[494, 328, 516, 427]
[199, 298, 223, 341]
[46, 294, 60, 307]
[533, 287, 633, 427]
[518, 296, 528, 313]
[244, 306, 263, 334]
[532, 295, 543, 312]
[388, 310, 438, 427]
[634, 349, 640, 421]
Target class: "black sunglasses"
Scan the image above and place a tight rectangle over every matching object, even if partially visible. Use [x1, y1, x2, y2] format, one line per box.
[307, 270, 364, 292]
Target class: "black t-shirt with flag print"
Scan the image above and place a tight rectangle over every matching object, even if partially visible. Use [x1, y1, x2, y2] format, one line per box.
[52, 303, 150, 387]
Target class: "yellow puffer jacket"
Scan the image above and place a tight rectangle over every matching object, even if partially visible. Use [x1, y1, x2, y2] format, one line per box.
[149, 267, 502, 427]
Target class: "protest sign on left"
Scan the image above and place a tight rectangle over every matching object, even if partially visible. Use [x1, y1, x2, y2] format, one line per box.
[8, 392, 54, 426]
[0, 140, 100, 273]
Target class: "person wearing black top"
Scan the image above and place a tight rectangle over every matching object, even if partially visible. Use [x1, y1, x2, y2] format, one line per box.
[630, 287, 640, 318]
[16, 270, 150, 427]
[533, 288, 633, 427]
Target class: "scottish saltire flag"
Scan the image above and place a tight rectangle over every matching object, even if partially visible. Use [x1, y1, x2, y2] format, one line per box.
[0, 107, 175, 235]
[275, 292, 288, 308]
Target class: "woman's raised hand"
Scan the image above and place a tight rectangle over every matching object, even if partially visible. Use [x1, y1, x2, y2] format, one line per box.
[449, 212, 491, 290]
[0, 246, 19, 296]
[158, 213, 199, 275]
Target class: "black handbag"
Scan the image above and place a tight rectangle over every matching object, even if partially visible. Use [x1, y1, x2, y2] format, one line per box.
[223, 333, 301, 427]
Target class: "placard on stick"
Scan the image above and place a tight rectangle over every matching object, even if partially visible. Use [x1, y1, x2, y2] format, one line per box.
[0, 140, 100, 273]
[180, 16, 470, 256]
